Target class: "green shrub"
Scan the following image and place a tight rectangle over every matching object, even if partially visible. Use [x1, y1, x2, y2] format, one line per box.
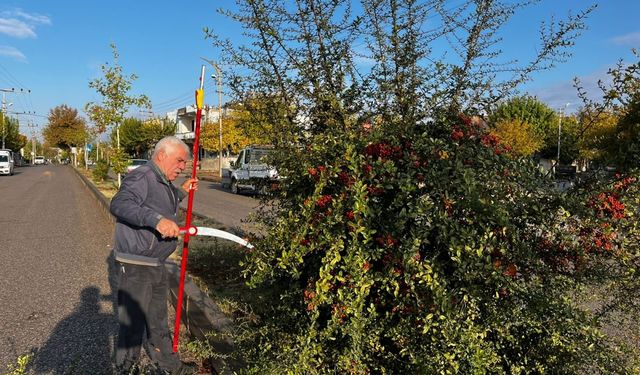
[233, 115, 640, 374]
[208, 1, 639, 372]
[92, 159, 109, 181]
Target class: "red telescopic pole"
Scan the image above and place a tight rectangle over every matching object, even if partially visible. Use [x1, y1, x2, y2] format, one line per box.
[173, 65, 206, 352]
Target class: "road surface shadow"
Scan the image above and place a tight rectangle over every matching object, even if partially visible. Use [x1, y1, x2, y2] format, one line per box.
[29, 286, 116, 374]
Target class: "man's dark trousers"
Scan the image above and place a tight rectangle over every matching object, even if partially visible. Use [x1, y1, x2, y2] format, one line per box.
[115, 262, 181, 372]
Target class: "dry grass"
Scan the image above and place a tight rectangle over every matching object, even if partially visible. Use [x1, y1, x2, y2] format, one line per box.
[76, 167, 118, 199]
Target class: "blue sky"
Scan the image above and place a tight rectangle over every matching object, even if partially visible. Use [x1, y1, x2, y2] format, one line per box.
[0, 1, 639, 135]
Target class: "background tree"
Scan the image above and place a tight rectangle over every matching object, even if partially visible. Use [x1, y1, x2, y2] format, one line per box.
[201, 116, 241, 154]
[201, 104, 271, 154]
[489, 96, 558, 157]
[85, 43, 150, 180]
[206, 1, 638, 373]
[611, 70, 640, 167]
[555, 113, 581, 164]
[42, 141, 59, 160]
[22, 138, 43, 160]
[232, 97, 281, 146]
[489, 119, 542, 157]
[574, 50, 640, 170]
[616, 97, 640, 166]
[574, 109, 618, 164]
[43, 104, 87, 151]
[1, 117, 27, 151]
[115, 117, 175, 158]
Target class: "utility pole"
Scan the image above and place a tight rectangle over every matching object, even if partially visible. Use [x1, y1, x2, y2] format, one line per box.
[1, 96, 13, 149]
[27, 120, 37, 165]
[1, 88, 31, 149]
[201, 58, 224, 177]
[1, 89, 11, 149]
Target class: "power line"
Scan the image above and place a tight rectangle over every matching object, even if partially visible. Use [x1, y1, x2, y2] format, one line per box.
[0, 62, 39, 120]
[152, 81, 219, 113]
[0, 62, 26, 89]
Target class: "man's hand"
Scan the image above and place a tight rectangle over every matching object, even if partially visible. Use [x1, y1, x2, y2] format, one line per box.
[181, 178, 198, 193]
[156, 218, 180, 238]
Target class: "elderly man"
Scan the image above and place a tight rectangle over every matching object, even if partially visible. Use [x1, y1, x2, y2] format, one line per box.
[110, 136, 198, 374]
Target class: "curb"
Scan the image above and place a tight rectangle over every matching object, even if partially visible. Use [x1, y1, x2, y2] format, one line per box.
[72, 166, 237, 373]
[72, 166, 115, 225]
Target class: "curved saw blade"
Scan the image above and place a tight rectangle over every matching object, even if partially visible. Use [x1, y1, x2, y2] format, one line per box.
[191, 226, 254, 249]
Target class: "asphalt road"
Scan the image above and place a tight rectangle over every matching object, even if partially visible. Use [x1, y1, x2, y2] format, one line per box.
[174, 175, 260, 234]
[0, 164, 116, 374]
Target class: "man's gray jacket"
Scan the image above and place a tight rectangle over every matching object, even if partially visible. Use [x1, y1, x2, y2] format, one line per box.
[110, 162, 186, 266]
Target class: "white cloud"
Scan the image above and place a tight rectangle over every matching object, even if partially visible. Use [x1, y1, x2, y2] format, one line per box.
[529, 68, 612, 112]
[0, 8, 51, 38]
[0, 18, 36, 38]
[11, 9, 52, 25]
[610, 31, 640, 47]
[0, 45, 27, 62]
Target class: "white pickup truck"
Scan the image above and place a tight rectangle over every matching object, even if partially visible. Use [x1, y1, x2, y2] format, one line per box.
[223, 145, 278, 194]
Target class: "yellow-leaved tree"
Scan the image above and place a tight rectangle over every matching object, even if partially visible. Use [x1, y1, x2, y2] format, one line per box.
[576, 110, 619, 162]
[201, 104, 273, 154]
[201, 114, 248, 154]
[490, 119, 543, 157]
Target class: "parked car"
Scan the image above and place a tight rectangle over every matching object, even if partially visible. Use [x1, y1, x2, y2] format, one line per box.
[34, 156, 46, 165]
[0, 149, 14, 175]
[126, 159, 148, 173]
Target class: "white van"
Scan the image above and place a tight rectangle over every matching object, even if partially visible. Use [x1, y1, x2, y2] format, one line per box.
[34, 156, 45, 165]
[0, 149, 14, 176]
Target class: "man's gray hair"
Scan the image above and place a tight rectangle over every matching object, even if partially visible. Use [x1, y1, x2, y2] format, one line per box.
[152, 136, 190, 158]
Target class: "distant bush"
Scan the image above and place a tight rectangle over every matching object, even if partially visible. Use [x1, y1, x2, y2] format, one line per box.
[92, 159, 109, 182]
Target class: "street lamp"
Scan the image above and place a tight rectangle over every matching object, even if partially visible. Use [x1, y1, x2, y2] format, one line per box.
[201, 58, 224, 178]
[211, 71, 223, 178]
[556, 102, 570, 174]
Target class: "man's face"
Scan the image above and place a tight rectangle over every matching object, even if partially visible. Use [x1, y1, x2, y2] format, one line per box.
[157, 146, 188, 181]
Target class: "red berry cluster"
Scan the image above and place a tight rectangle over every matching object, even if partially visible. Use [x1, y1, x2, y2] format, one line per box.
[338, 171, 354, 187]
[308, 167, 318, 179]
[593, 231, 615, 251]
[479, 133, 511, 155]
[367, 185, 385, 196]
[480, 134, 500, 148]
[362, 164, 373, 176]
[590, 192, 626, 219]
[345, 210, 355, 220]
[364, 142, 403, 160]
[614, 175, 637, 191]
[303, 289, 316, 301]
[376, 233, 398, 248]
[451, 127, 465, 141]
[316, 195, 333, 208]
[308, 165, 327, 181]
[579, 226, 616, 253]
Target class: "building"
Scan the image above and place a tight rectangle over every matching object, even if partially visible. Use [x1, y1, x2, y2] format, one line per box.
[165, 105, 229, 159]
